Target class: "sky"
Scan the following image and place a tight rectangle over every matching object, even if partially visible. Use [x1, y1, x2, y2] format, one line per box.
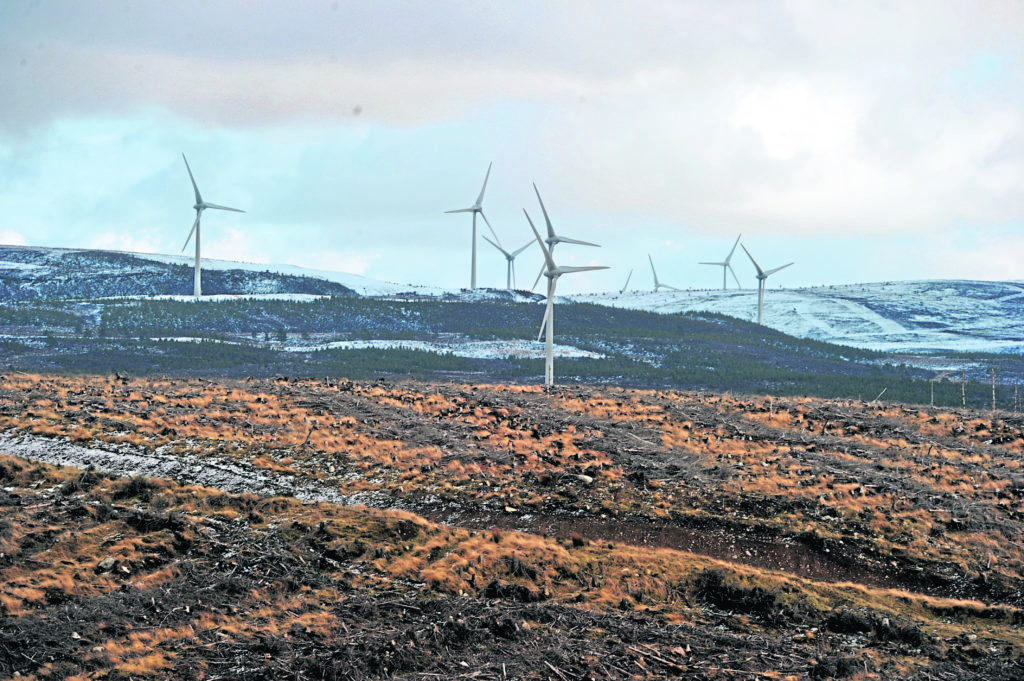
[1, 0, 1023, 294]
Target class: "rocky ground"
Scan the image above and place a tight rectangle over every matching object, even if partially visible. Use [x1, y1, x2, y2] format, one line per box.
[2, 373, 1024, 679]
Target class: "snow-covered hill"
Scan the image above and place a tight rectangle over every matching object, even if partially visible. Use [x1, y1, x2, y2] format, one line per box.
[134, 252, 442, 298]
[574, 280, 1024, 354]
[2, 245, 1021, 356]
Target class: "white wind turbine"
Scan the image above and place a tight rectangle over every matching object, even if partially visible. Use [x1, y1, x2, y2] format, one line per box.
[181, 154, 245, 297]
[445, 162, 500, 289]
[482, 235, 534, 290]
[649, 254, 681, 292]
[530, 183, 599, 290]
[699, 233, 743, 290]
[741, 243, 793, 325]
[525, 209, 607, 387]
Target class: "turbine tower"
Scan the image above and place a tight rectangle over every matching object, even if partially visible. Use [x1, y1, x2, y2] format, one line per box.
[525, 209, 607, 387]
[445, 163, 500, 289]
[648, 254, 681, 292]
[482, 235, 534, 290]
[741, 243, 793, 325]
[620, 269, 633, 294]
[699, 233, 743, 290]
[530, 183, 600, 290]
[181, 154, 245, 297]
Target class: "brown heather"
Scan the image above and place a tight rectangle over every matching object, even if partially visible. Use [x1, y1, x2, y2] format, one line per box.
[1, 375, 1024, 678]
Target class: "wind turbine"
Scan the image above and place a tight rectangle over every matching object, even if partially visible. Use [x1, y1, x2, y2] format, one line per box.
[525, 210, 607, 387]
[699, 233, 743, 290]
[181, 154, 245, 297]
[530, 183, 600, 290]
[482, 235, 534, 290]
[445, 163, 500, 289]
[620, 269, 633, 294]
[741, 243, 793, 325]
[648, 254, 681, 292]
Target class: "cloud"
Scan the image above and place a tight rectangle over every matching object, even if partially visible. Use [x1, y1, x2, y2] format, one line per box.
[292, 250, 378, 276]
[204, 227, 264, 264]
[2, 1, 1024, 288]
[0, 230, 27, 246]
[87, 231, 163, 255]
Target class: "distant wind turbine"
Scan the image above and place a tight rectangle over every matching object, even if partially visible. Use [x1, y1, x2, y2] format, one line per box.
[530, 183, 600, 290]
[446, 163, 500, 289]
[648, 254, 681, 292]
[741, 243, 793, 325]
[620, 268, 633, 294]
[181, 154, 245, 297]
[482, 235, 534, 290]
[699, 233, 743, 290]
[525, 210, 607, 387]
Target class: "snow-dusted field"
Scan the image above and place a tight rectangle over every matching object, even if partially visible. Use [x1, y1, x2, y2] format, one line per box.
[4, 245, 1021, 357]
[150, 336, 601, 360]
[574, 280, 1024, 354]
[135, 252, 443, 297]
[281, 338, 602, 360]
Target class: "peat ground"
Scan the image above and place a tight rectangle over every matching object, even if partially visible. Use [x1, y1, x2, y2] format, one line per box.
[2, 373, 1024, 679]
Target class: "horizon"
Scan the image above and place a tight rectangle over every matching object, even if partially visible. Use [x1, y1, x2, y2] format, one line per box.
[3, 241, 1022, 294]
[2, 2, 1022, 294]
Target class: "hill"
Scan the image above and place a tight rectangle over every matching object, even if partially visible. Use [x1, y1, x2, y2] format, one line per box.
[576, 279, 1024, 355]
[0, 245, 1022, 409]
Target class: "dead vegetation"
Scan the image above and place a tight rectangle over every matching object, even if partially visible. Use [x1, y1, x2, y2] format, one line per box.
[1, 373, 1024, 678]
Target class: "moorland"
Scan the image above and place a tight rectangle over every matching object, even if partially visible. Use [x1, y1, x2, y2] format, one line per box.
[2, 372, 1024, 679]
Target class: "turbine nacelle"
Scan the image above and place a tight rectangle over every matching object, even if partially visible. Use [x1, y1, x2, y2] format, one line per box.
[741, 243, 793, 325]
[525, 208, 608, 354]
[181, 154, 244, 297]
[530, 184, 601, 290]
[446, 162, 499, 289]
[741, 243, 792, 280]
[699, 233, 742, 289]
[483, 234, 534, 289]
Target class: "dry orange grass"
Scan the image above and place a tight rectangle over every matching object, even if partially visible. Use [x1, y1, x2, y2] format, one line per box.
[3, 446, 1024, 680]
[6, 375, 1024, 624]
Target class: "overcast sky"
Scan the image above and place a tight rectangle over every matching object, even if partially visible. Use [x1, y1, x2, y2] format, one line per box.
[1, 1, 1022, 293]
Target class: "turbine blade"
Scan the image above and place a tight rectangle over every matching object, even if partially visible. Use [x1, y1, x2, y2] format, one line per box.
[698, 261, 725, 266]
[510, 240, 534, 258]
[479, 210, 502, 246]
[445, 207, 475, 214]
[531, 263, 545, 291]
[764, 262, 794, 277]
[740, 243, 765, 277]
[537, 300, 552, 341]
[648, 254, 659, 286]
[182, 213, 200, 251]
[182, 154, 203, 205]
[554, 265, 609, 275]
[724, 233, 742, 263]
[556, 235, 600, 247]
[524, 209, 556, 272]
[728, 263, 743, 289]
[204, 203, 245, 213]
[482, 234, 509, 257]
[532, 183, 556, 239]
[474, 162, 492, 207]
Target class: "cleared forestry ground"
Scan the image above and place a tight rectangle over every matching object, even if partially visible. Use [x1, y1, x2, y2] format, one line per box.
[2, 373, 1024, 679]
